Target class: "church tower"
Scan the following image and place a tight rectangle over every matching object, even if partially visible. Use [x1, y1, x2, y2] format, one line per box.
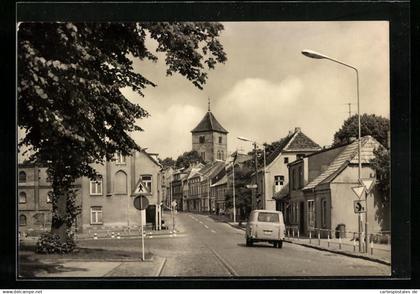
[191, 98, 228, 163]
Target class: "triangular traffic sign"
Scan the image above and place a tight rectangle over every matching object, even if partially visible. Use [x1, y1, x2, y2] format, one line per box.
[132, 178, 151, 196]
[359, 178, 375, 194]
[351, 186, 365, 199]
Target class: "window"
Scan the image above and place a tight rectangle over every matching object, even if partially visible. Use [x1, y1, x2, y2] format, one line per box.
[284, 157, 289, 164]
[19, 171, 26, 183]
[141, 175, 152, 193]
[274, 175, 285, 192]
[219, 136, 222, 144]
[19, 192, 27, 203]
[199, 136, 205, 143]
[114, 171, 127, 194]
[307, 200, 315, 228]
[90, 207, 103, 224]
[201, 152, 206, 161]
[321, 199, 327, 227]
[257, 212, 279, 223]
[90, 177, 103, 195]
[115, 152, 126, 164]
[19, 214, 27, 226]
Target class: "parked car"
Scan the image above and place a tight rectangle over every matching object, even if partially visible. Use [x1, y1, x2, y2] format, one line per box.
[245, 210, 285, 248]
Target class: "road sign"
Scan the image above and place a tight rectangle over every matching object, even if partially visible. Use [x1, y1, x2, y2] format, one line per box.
[133, 195, 149, 210]
[354, 200, 366, 213]
[351, 186, 365, 199]
[132, 178, 151, 196]
[360, 178, 375, 194]
[246, 184, 258, 189]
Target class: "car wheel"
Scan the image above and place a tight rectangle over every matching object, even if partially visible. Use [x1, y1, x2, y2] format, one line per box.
[278, 241, 283, 248]
[246, 238, 253, 247]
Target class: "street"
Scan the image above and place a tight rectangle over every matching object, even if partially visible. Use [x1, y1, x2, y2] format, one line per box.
[77, 212, 390, 277]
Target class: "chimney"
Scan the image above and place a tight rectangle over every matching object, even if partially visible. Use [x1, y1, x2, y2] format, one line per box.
[295, 127, 301, 133]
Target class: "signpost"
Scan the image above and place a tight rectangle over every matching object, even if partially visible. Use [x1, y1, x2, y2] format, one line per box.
[133, 189, 149, 261]
[359, 178, 376, 254]
[351, 185, 365, 252]
[353, 199, 366, 213]
[171, 200, 177, 233]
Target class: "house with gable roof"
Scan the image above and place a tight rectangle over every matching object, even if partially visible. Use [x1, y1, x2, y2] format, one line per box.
[253, 127, 321, 211]
[288, 135, 387, 236]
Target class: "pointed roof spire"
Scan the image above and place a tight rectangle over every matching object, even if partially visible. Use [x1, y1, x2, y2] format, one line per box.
[208, 97, 211, 112]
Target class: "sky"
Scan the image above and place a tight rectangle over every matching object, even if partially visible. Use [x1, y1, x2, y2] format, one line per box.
[122, 21, 390, 159]
[19, 21, 390, 162]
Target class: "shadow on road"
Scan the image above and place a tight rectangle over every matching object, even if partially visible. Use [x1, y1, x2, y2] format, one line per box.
[237, 243, 279, 249]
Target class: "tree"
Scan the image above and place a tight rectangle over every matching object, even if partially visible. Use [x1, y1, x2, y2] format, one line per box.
[18, 22, 226, 252]
[370, 146, 390, 230]
[333, 114, 390, 147]
[175, 150, 204, 169]
[224, 162, 254, 220]
[160, 157, 175, 169]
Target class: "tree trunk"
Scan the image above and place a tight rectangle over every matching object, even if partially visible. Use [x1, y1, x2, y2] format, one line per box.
[50, 183, 70, 243]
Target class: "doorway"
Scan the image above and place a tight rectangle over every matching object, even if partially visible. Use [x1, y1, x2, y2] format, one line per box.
[299, 201, 305, 234]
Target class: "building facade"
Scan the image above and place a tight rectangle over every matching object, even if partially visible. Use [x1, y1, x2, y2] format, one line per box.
[288, 136, 386, 237]
[18, 164, 82, 234]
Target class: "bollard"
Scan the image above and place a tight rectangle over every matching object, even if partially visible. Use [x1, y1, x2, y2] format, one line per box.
[117, 232, 121, 239]
[327, 233, 330, 247]
[353, 238, 356, 252]
[111, 232, 115, 239]
[292, 229, 295, 239]
[93, 233, 98, 240]
[370, 239, 374, 255]
[318, 231, 321, 246]
[287, 229, 290, 239]
[297, 230, 300, 240]
[309, 231, 312, 244]
[339, 237, 342, 249]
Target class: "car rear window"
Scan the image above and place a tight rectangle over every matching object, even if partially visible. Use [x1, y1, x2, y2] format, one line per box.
[257, 212, 279, 223]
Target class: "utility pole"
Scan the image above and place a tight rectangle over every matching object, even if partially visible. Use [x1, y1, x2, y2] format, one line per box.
[254, 142, 259, 209]
[347, 102, 352, 118]
[232, 152, 236, 223]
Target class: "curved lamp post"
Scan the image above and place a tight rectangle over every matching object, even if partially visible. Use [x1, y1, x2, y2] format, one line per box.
[301, 49, 365, 252]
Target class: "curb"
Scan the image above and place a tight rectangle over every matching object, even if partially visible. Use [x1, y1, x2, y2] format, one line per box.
[284, 239, 391, 266]
[221, 218, 390, 266]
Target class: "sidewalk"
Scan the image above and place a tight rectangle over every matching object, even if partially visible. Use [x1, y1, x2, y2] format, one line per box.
[211, 213, 391, 266]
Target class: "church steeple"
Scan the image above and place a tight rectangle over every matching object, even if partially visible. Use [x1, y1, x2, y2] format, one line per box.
[191, 98, 228, 162]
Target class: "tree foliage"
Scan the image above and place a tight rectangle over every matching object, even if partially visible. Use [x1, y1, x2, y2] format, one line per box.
[370, 146, 390, 230]
[18, 22, 226, 250]
[333, 114, 390, 147]
[175, 150, 204, 169]
[160, 157, 175, 169]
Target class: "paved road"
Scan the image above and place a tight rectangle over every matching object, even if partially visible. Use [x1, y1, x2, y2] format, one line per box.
[146, 212, 390, 277]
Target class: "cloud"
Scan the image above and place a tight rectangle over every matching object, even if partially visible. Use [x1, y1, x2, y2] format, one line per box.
[132, 104, 203, 159]
[214, 76, 304, 149]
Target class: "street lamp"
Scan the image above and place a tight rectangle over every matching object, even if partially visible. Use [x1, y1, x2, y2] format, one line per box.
[301, 49, 364, 252]
[237, 136, 267, 210]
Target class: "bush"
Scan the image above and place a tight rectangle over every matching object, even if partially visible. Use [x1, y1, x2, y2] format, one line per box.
[36, 232, 76, 254]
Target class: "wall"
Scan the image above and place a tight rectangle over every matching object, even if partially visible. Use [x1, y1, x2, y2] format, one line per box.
[192, 131, 227, 163]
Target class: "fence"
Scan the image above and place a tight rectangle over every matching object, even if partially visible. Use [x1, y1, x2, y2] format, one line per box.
[285, 225, 391, 255]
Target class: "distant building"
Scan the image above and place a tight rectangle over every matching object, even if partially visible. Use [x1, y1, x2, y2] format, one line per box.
[191, 102, 228, 163]
[254, 127, 321, 211]
[288, 135, 386, 236]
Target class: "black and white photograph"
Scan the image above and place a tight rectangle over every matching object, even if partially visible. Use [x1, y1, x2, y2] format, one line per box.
[13, 2, 411, 284]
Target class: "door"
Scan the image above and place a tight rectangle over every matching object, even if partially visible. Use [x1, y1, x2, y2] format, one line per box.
[299, 202, 305, 234]
[255, 212, 281, 240]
